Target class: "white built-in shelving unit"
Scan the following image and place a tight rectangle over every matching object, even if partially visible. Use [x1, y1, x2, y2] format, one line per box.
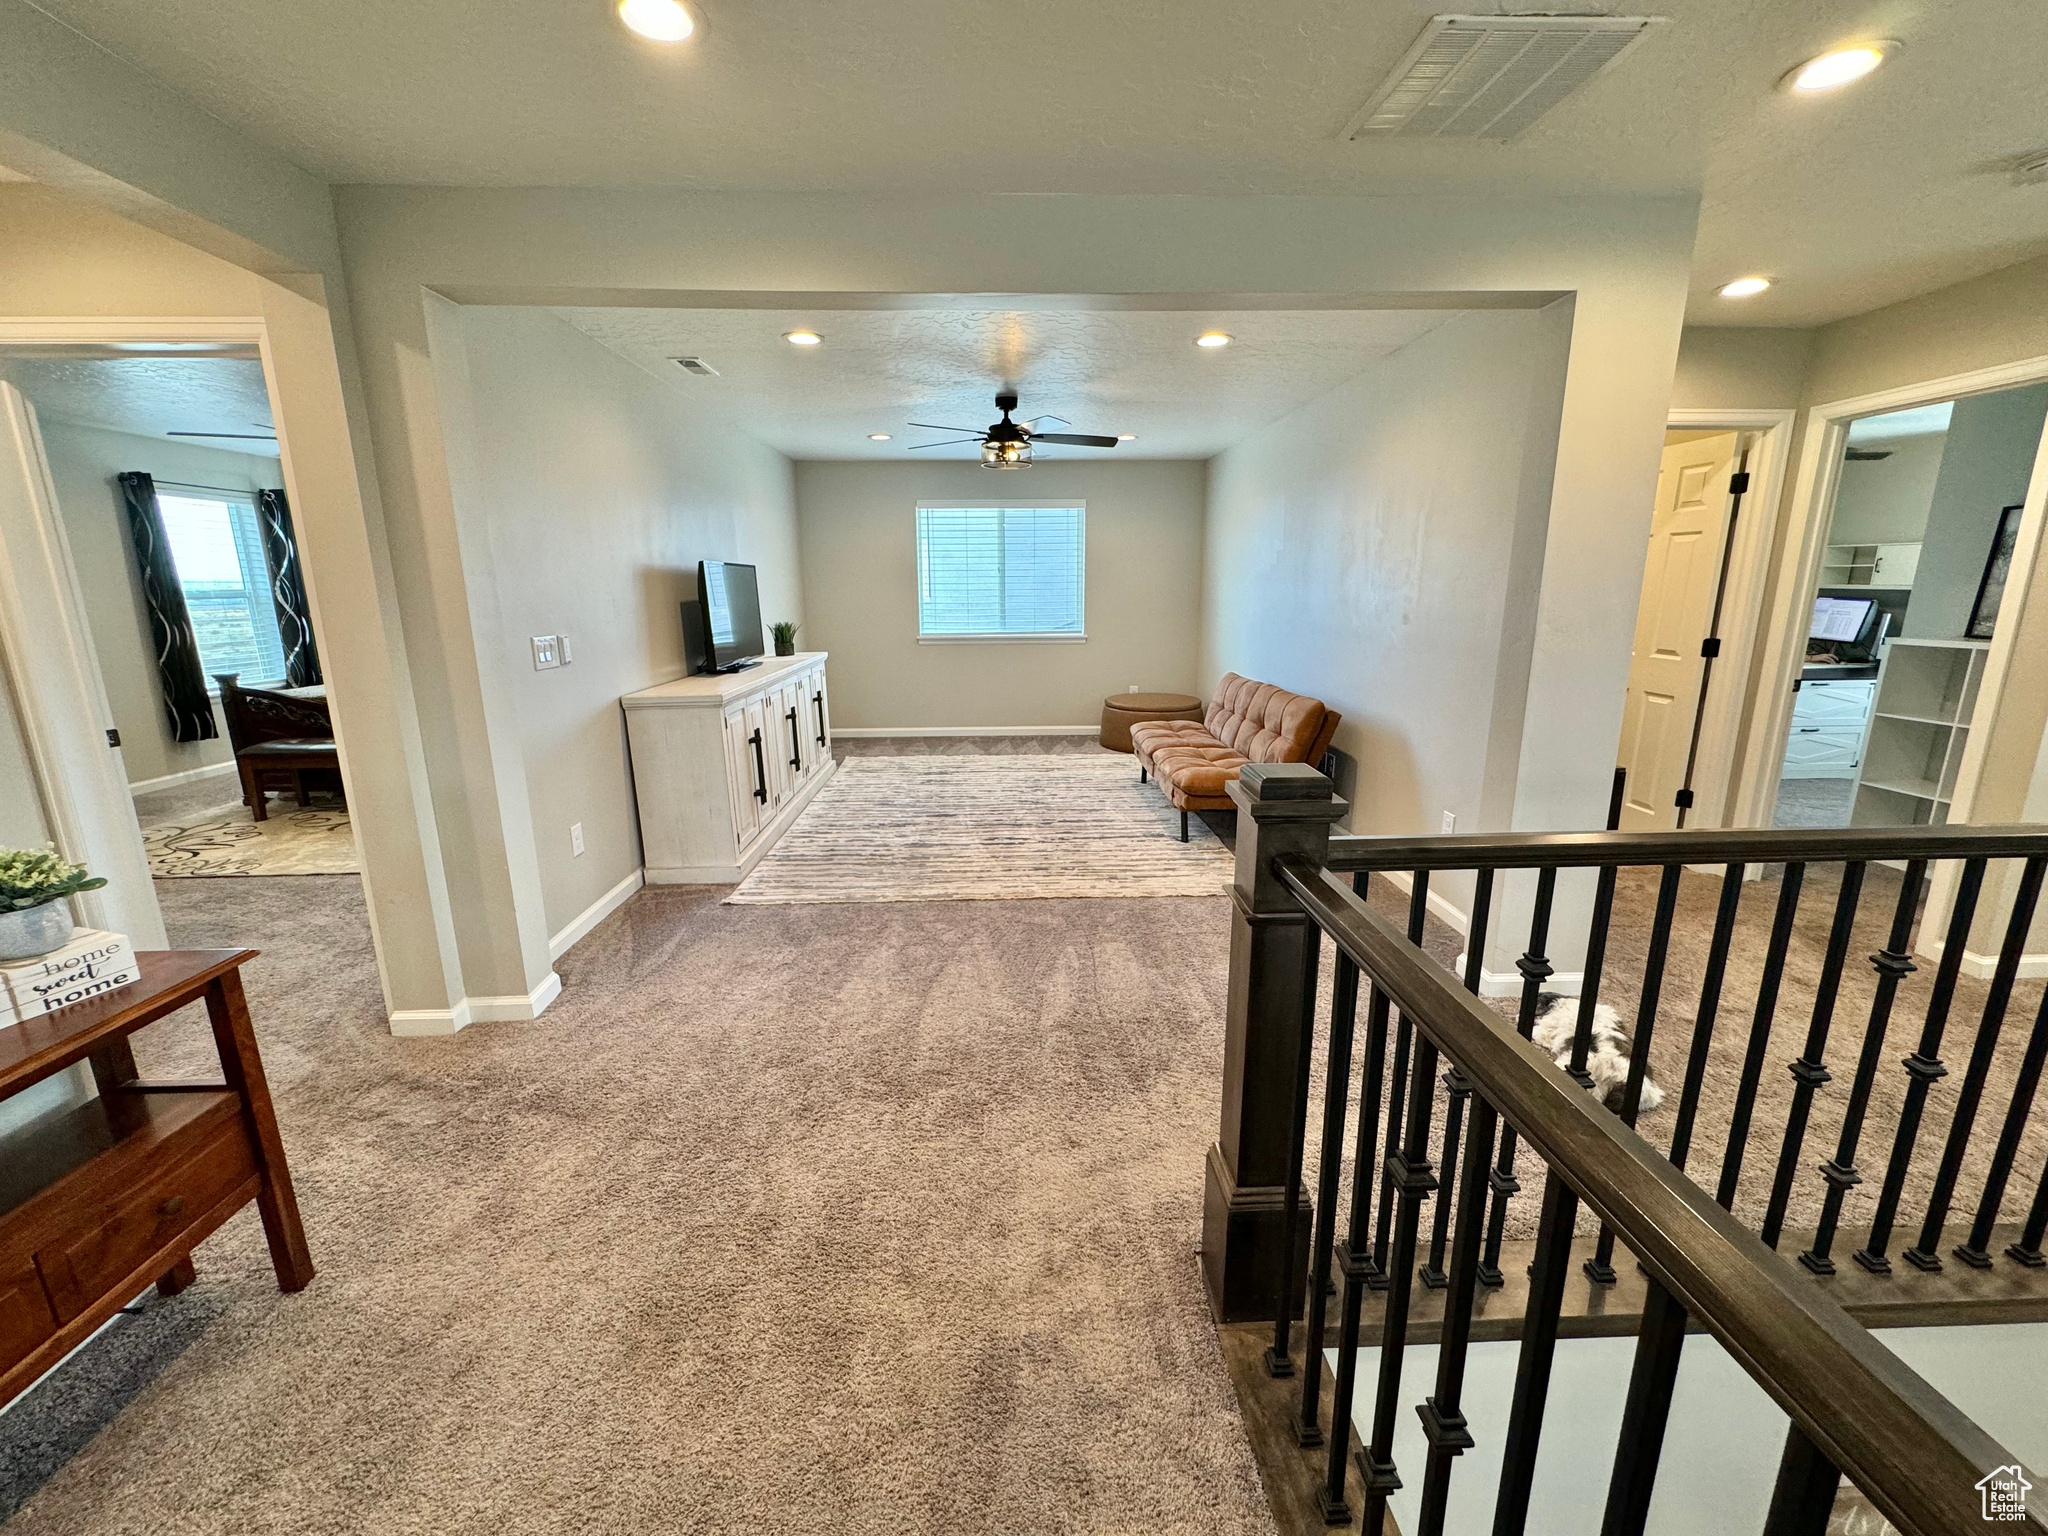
[1850, 637, 1990, 828]
[1820, 540, 1922, 590]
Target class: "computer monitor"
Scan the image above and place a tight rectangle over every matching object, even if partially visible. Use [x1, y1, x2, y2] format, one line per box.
[1810, 595, 1877, 645]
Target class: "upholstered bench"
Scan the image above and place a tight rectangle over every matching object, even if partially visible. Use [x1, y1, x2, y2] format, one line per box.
[1130, 674, 1341, 841]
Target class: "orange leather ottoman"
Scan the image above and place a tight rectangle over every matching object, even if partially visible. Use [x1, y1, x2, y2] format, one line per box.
[1100, 691, 1204, 753]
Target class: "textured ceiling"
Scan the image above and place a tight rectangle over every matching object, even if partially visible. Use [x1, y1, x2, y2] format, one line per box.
[1846, 401, 1953, 445]
[551, 306, 1461, 460]
[19, 0, 2048, 325]
[0, 356, 276, 445]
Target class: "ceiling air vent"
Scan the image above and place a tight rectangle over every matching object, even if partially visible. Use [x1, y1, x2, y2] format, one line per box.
[672, 356, 719, 377]
[1342, 14, 1668, 141]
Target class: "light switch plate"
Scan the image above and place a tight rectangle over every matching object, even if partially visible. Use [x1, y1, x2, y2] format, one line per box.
[570, 822, 584, 856]
[532, 635, 560, 670]
[558, 633, 573, 664]
[1442, 811, 1457, 834]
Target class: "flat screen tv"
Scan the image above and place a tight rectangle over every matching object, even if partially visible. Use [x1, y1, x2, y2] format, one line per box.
[696, 560, 764, 674]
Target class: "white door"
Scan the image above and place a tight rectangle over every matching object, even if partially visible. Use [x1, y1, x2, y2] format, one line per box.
[1615, 432, 1743, 832]
[0, 383, 166, 947]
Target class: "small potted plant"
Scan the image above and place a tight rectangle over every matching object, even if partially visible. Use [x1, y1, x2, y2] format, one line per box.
[771, 620, 799, 658]
[0, 846, 104, 961]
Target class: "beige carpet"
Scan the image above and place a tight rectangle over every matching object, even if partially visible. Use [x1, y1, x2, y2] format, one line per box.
[141, 806, 357, 877]
[0, 875, 1272, 1536]
[729, 755, 1232, 904]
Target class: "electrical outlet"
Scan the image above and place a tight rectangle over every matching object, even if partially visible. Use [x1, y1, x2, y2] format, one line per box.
[1129, 684, 1140, 693]
[1442, 811, 1457, 835]
[531, 634, 560, 670]
[570, 822, 584, 856]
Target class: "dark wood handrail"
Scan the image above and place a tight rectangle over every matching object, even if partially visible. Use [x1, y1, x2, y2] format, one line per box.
[1275, 855, 2045, 1536]
[1326, 822, 2048, 872]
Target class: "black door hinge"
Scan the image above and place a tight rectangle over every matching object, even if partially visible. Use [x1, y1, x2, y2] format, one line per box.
[1700, 637, 1722, 659]
[1674, 789, 1696, 810]
[1728, 470, 1751, 496]
[106, 728, 121, 748]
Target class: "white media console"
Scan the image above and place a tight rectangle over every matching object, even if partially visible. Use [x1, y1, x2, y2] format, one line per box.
[622, 651, 834, 883]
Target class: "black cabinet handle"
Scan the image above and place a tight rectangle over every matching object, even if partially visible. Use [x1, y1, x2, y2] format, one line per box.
[813, 690, 826, 746]
[749, 728, 767, 802]
[787, 707, 802, 772]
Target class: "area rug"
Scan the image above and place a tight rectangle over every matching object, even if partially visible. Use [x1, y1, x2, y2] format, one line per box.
[141, 807, 357, 877]
[726, 754, 1233, 903]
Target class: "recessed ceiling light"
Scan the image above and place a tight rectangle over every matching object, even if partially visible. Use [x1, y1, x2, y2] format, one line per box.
[1118, 434, 1137, 441]
[617, 0, 695, 42]
[1718, 277, 1772, 299]
[1195, 332, 1232, 349]
[784, 330, 822, 346]
[868, 433, 891, 441]
[1782, 42, 1895, 93]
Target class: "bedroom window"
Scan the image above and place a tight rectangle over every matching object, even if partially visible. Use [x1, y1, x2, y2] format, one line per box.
[915, 503, 1086, 642]
[157, 492, 288, 684]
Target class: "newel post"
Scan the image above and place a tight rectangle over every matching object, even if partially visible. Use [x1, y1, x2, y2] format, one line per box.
[1203, 762, 1347, 1322]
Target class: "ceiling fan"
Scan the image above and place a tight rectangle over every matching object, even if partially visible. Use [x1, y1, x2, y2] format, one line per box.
[907, 390, 1120, 468]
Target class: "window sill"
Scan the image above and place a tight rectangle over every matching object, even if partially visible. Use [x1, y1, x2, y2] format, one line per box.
[917, 633, 1088, 645]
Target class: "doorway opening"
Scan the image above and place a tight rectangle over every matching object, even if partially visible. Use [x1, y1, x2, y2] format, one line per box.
[1768, 382, 2048, 830]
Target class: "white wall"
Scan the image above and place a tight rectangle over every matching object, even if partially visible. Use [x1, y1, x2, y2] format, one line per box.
[1828, 431, 1946, 547]
[1200, 307, 1571, 841]
[449, 307, 797, 938]
[34, 418, 282, 789]
[1905, 383, 2048, 640]
[797, 459, 1203, 730]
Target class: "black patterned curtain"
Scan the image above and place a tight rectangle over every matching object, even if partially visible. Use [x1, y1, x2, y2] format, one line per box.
[116, 471, 218, 743]
[256, 488, 323, 687]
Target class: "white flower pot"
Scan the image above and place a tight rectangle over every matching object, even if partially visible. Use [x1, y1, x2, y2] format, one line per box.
[0, 899, 74, 961]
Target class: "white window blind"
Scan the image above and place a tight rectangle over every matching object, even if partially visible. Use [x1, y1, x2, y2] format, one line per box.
[916, 504, 1085, 638]
[157, 492, 288, 684]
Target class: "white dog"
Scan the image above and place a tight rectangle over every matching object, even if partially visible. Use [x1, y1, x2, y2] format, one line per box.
[1529, 992, 1664, 1116]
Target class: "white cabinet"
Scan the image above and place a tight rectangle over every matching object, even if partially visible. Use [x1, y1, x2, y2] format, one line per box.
[623, 653, 835, 882]
[1819, 540, 1922, 590]
[1851, 639, 1989, 829]
[1870, 543, 1921, 588]
[1782, 678, 1875, 779]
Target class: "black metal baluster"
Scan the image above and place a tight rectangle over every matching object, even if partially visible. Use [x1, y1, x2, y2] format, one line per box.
[1958, 981, 2048, 1267]
[1803, 861, 1925, 1275]
[1371, 875, 1430, 1280]
[1761, 1424, 1841, 1536]
[1598, 1278, 1688, 1536]
[1319, 964, 1396, 1525]
[1422, 871, 1493, 1289]
[2006, 1155, 2048, 1268]
[1493, 1170, 1579, 1536]
[1856, 857, 1986, 1273]
[1357, 1006, 1442, 1536]
[1564, 865, 1620, 1090]
[1588, 864, 1682, 1283]
[1294, 947, 1358, 1441]
[1266, 923, 1324, 1376]
[1478, 868, 1555, 1288]
[1414, 1093, 1499, 1535]
[1668, 864, 1745, 1172]
[1716, 863, 1806, 1210]
[1955, 864, 2048, 1267]
[1760, 862, 1866, 1249]
[1905, 855, 2048, 1272]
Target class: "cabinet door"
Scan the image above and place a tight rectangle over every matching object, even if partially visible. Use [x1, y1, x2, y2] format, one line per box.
[1793, 680, 1875, 731]
[725, 707, 761, 848]
[778, 681, 807, 786]
[1871, 543, 1921, 588]
[809, 668, 831, 766]
[1784, 729, 1864, 775]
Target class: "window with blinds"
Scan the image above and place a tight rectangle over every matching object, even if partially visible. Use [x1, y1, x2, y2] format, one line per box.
[915, 504, 1086, 639]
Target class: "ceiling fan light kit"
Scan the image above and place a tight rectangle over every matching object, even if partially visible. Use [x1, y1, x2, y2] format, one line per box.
[907, 390, 1122, 468]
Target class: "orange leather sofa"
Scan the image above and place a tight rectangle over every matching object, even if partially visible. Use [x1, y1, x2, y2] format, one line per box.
[1131, 673, 1342, 840]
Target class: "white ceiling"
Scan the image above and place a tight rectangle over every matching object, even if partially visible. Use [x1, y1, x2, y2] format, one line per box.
[0, 354, 277, 446]
[1846, 401, 1953, 445]
[18, 0, 2048, 327]
[552, 305, 1462, 460]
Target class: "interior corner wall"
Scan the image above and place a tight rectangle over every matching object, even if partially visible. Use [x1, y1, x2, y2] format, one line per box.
[449, 307, 798, 938]
[1670, 327, 1816, 412]
[1904, 383, 2048, 640]
[34, 419, 283, 788]
[796, 458, 1202, 730]
[1198, 308, 1572, 843]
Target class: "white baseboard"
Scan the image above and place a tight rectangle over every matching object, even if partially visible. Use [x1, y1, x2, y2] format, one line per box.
[1921, 940, 2048, 981]
[549, 868, 644, 961]
[127, 760, 236, 795]
[1455, 963, 1586, 1000]
[388, 969, 563, 1037]
[832, 725, 1101, 738]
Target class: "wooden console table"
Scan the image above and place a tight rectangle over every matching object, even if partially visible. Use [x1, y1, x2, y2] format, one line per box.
[0, 950, 313, 1405]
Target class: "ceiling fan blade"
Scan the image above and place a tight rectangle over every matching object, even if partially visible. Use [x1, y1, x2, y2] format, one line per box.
[167, 431, 278, 440]
[908, 422, 984, 434]
[906, 437, 983, 450]
[1021, 415, 1071, 430]
[1030, 433, 1121, 448]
